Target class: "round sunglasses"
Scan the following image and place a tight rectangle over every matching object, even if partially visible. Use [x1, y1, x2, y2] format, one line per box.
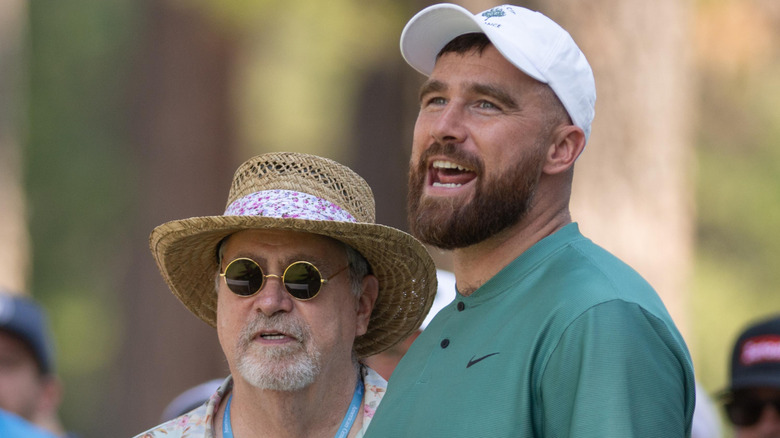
[219, 258, 348, 300]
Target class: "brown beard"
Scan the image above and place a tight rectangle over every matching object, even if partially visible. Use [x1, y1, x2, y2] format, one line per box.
[407, 143, 545, 249]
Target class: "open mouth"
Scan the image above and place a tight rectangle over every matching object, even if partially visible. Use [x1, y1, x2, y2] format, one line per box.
[256, 330, 299, 343]
[430, 160, 477, 188]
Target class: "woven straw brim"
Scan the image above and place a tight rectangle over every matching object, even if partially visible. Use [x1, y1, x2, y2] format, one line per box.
[150, 216, 436, 358]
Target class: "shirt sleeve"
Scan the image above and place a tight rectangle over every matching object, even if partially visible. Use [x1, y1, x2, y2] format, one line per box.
[539, 299, 693, 438]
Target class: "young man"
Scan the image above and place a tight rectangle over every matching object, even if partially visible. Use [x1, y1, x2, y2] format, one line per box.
[721, 316, 780, 438]
[366, 4, 695, 437]
[134, 152, 436, 437]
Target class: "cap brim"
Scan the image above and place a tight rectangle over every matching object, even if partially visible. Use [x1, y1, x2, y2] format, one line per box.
[729, 374, 780, 392]
[401, 4, 482, 76]
[400, 3, 546, 82]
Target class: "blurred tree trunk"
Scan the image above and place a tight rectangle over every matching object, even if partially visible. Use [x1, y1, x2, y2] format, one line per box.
[352, 61, 416, 232]
[537, 0, 696, 336]
[108, 1, 238, 435]
[0, 0, 29, 295]
[388, 0, 695, 336]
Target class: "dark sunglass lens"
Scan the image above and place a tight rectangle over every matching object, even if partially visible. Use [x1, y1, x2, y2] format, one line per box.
[225, 259, 264, 296]
[284, 262, 322, 300]
[727, 400, 764, 427]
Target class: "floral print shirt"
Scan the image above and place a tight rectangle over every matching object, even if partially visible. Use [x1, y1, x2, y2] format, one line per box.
[133, 367, 387, 438]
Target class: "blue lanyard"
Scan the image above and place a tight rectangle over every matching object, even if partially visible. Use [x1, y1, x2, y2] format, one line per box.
[223, 393, 235, 438]
[222, 377, 365, 438]
[335, 377, 364, 438]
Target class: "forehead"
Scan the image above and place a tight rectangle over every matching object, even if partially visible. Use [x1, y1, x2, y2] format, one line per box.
[0, 330, 36, 360]
[429, 44, 542, 92]
[221, 229, 344, 258]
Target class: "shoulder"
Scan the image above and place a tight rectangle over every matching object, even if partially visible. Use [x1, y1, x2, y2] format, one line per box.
[132, 375, 232, 438]
[0, 409, 58, 438]
[537, 230, 670, 314]
[361, 366, 388, 430]
[362, 365, 388, 412]
[545, 299, 693, 388]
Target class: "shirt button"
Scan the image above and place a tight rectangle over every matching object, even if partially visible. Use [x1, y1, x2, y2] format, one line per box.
[440, 339, 450, 349]
[457, 302, 465, 311]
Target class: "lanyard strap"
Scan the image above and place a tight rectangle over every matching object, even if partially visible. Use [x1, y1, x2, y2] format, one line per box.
[335, 377, 364, 438]
[223, 393, 235, 438]
[222, 377, 365, 438]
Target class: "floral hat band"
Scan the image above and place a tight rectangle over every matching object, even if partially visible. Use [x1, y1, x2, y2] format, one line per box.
[225, 189, 358, 223]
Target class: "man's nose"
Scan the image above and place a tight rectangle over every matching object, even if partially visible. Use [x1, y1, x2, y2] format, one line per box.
[428, 104, 468, 145]
[253, 275, 294, 316]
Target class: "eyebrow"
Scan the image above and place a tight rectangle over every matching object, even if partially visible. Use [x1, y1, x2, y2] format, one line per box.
[222, 253, 267, 270]
[418, 79, 519, 110]
[227, 252, 335, 271]
[471, 83, 518, 110]
[418, 79, 447, 102]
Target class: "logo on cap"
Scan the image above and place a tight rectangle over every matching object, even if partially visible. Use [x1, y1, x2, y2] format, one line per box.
[481, 7, 506, 20]
[741, 335, 780, 366]
[481, 7, 508, 28]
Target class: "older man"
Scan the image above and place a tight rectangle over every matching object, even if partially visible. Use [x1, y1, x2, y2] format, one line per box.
[366, 4, 695, 437]
[134, 152, 436, 438]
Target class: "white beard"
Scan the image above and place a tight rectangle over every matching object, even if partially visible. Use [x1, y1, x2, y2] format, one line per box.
[234, 314, 322, 391]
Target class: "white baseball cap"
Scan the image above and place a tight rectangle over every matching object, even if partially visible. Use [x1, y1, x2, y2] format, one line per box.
[400, 3, 596, 142]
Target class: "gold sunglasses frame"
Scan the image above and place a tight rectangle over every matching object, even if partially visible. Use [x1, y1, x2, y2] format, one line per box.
[219, 257, 348, 301]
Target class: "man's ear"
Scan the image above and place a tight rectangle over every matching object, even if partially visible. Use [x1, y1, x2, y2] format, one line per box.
[543, 125, 586, 175]
[355, 274, 379, 337]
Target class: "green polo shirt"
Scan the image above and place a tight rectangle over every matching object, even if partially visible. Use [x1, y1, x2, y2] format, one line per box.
[366, 223, 694, 438]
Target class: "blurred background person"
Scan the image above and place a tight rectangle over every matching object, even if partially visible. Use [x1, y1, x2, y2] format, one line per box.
[0, 292, 76, 437]
[721, 315, 780, 438]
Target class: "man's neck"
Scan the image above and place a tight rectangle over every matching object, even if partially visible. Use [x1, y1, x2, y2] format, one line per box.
[217, 365, 363, 438]
[452, 207, 572, 296]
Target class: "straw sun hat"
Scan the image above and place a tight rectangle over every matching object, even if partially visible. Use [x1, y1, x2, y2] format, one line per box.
[150, 152, 437, 358]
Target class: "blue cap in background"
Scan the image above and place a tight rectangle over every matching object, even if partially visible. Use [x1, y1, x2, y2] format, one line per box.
[0, 293, 55, 375]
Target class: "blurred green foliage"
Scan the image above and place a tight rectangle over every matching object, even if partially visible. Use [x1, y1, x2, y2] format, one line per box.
[185, 0, 409, 160]
[693, 65, 780, 373]
[25, 0, 139, 432]
[236, 0, 407, 160]
[690, 2, 780, 434]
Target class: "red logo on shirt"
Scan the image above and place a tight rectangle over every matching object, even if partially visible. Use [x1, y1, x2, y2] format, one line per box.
[741, 335, 780, 365]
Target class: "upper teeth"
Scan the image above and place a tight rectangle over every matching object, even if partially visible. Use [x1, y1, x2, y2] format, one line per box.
[261, 334, 285, 340]
[433, 160, 470, 171]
